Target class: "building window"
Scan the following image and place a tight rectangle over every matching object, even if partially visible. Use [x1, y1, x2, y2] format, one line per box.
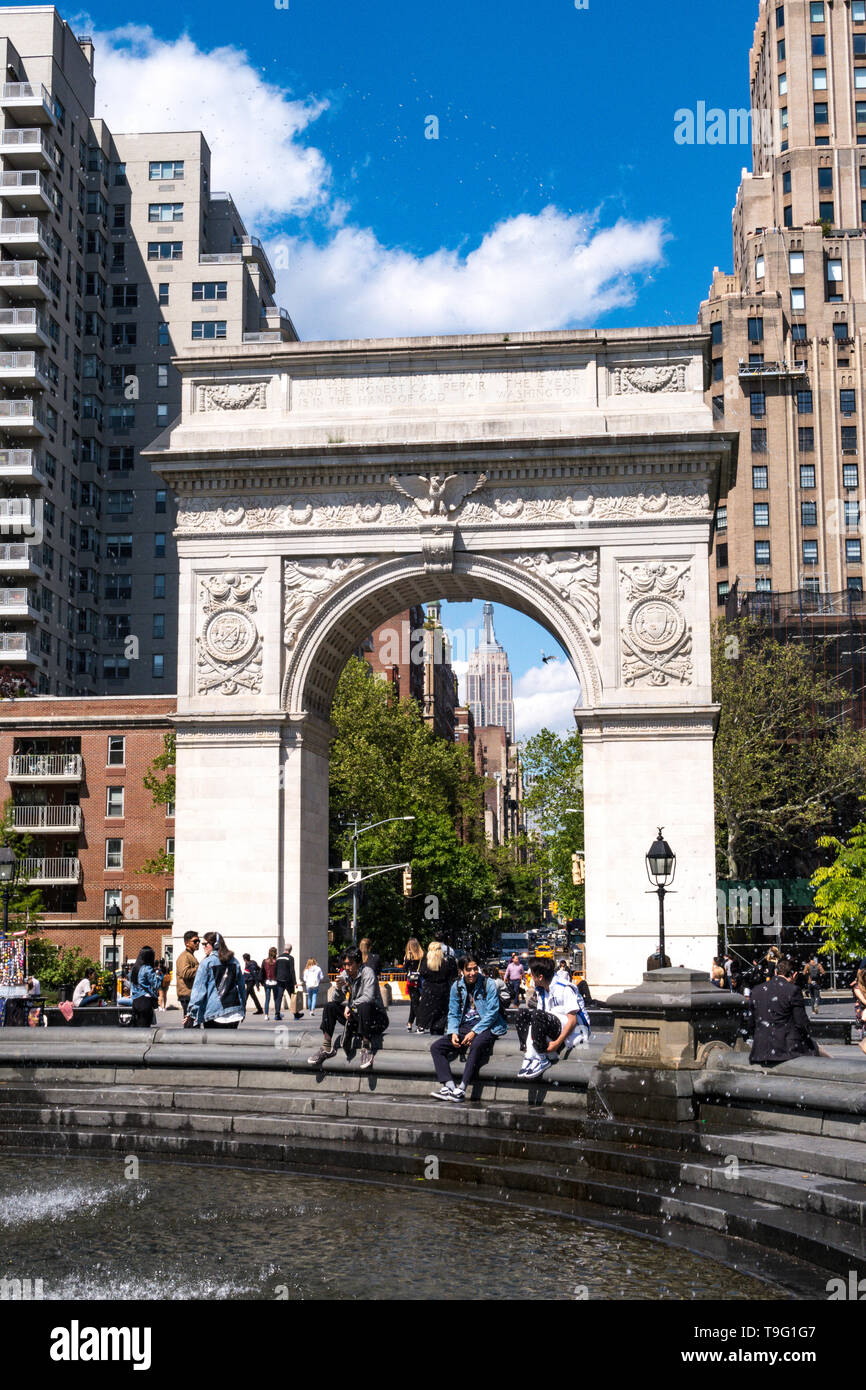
[716, 506, 727, 531]
[803, 540, 819, 565]
[154, 533, 166, 558]
[776, 4, 784, 25]
[192, 282, 228, 301]
[712, 395, 725, 420]
[105, 576, 133, 601]
[105, 838, 123, 870]
[166, 801, 175, 818]
[755, 577, 773, 593]
[783, 172, 792, 195]
[155, 490, 167, 513]
[778, 38, 786, 59]
[753, 465, 769, 489]
[800, 464, 817, 488]
[747, 317, 764, 342]
[784, 204, 793, 227]
[846, 500, 860, 529]
[754, 503, 770, 527]
[856, 1, 866, 21]
[834, 320, 849, 338]
[849, 576, 864, 594]
[112, 205, 126, 229]
[781, 107, 789, 128]
[106, 786, 125, 818]
[779, 73, 788, 95]
[148, 203, 183, 222]
[841, 388, 857, 415]
[820, 201, 835, 224]
[755, 541, 771, 566]
[857, 102, 866, 124]
[818, 167, 833, 189]
[153, 614, 165, 639]
[756, 255, 765, 280]
[152, 654, 164, 679]
[102, 658, 130, 681]
[147, 241, 183, 260]
[844, 463, 859, 489]
[716, 543, 728, 569]
[751, 428, 768, 453]
[108, 735, 125, 766]
[717, 581, 730, 605]
[792, 323, 807, 341]
[166, 837, 175, 857]
[157, 364, 169, 388]
[751, 392, 766, 418]
[842, 425, 858, 452]
[105, 534, 133, 559]
[857, 69, 866, 90]
[789, 249, 804, 273]
[799, 426, 815, 451]
[791, 288, 806, 311]
[796, 389, 813, 413]
[154, 575, 166, 599]
[111, 285, 138, 308]
[813, 68, 827, 90]
[191, 321, 227, 340]
[108, 446, 134, 471]
[847, 539, 863, 563]
[812, 33, 825, 55]
[811, 1, 825, 19]
[802, 500, 818, 526]
[157, 324, 170, 347]
[156, 405, 169, 425]
[711, 321, 723, 346]
[158, 284, 169, 306]
[712, 358, 724, 382]
[815, 102, 829, 124]
[149, 160, 184, 180]
[111, 323, 137, 347]
[107, 491, 134, 514]
[165, 890, 174, 920]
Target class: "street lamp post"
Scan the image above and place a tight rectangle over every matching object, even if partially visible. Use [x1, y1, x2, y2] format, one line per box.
[349, 814, 415, 945]
[0, 846, 16, 939]
[646, 828, 676, 970]
[106, 901, 123, 1001]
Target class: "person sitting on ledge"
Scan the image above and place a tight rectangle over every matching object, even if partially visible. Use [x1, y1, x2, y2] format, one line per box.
[747, 955, 828, 1067]
[429, 956, 507, 1103]
[515, 956, 591, 1080]
[72, 969, 103, 1008]
[308, 948, 388, 1073]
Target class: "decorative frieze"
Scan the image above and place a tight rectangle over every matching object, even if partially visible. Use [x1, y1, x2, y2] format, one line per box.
[283, 557, 367, 648]
[194, 381, 269, 412]
[196, 572, 263, 696]
[389, 472, 487, 518]
[610, 364, 687, 395]
[510, 550, 600, 644]
[619, 562, 693, 688]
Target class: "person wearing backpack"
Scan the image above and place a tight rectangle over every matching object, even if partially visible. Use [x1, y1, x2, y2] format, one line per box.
[186, 932, 246, 1029]
[242, 954, 264, 1015]
[274, 945, 298, 1021]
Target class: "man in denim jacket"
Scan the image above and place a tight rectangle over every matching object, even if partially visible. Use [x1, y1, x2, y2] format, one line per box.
[430, 956, 507, 1103]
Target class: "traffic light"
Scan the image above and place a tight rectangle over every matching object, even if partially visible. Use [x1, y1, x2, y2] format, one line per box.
[571, 853, 585, 886]
[403, 864, 413, 897]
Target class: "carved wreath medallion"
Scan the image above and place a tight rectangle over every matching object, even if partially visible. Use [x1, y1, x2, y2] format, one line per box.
[196, 572, 263, 696]
[620, 562, 692, 687]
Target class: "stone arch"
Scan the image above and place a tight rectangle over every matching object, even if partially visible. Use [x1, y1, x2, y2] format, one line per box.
[282, 550, 603, 719]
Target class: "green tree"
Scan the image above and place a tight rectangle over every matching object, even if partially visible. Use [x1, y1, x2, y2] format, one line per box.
[804, 812, 866, 958]
[712, 620, 866, 879]
[520, 727, 585, 921]
[0, 800, 43, 929]
[140, 732, 176, 875]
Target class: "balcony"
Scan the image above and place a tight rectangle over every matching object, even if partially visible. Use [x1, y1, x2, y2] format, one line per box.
[0, 260, 50, 298]
[0, 544, 42, 577]
[11, 804, 81, 833]
[0, 84, 54, 125]
[0, 128, 55, 170]
[0, 309, 50, 349]
[19, 857, 80, 885]
[8, 753, 82, 782]
[0, 399, 48, 436]
[0, 498, 35, 530]
[0, 218, 51, 258]
[199, 252, 241, 265]
[0, 587, 39, 620]
[0, 171, 52, 212]
[0, 450, 46, 484]
[0, 352, 49, 388]
[0, 631, 38, 662]
[737, 360, 809, 378]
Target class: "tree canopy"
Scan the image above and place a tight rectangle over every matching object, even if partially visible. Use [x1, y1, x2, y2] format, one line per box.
[804, 812, 866, 959]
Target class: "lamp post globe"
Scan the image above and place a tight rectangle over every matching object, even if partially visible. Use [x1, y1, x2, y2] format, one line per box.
[645, 829, 676, 971]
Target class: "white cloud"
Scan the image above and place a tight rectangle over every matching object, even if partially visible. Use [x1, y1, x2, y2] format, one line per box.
[269, 210, 667, 340]
[93, 25, 331, 226]
[513, 660, 581, 741]
[93, 29, 667, 339]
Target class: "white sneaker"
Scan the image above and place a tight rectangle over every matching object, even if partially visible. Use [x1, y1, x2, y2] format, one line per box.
[448, 1085, 465, 1102]
[517, 1059, 535, 1078]
[431, 1083, 455, 1101]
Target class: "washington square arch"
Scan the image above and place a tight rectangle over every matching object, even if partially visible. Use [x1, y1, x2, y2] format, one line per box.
[146, 325, 736, 999]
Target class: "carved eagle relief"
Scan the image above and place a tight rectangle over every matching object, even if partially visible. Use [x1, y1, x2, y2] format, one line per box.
[389, 472, 488, 517]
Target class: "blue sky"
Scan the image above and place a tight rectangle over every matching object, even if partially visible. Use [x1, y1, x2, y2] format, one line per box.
[72, 0, 762, 731]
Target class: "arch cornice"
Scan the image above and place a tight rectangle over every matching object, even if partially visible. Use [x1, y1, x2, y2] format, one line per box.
[281, 550, 603, 719]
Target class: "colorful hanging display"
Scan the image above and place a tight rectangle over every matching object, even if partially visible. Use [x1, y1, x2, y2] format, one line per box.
[0, 937, 26, 990]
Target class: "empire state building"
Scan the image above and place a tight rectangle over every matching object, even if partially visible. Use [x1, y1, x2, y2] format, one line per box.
[466, 603, 515, 740]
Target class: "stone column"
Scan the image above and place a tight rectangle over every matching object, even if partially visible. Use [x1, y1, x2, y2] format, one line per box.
[578, 708, 719, 1000]
[281, 713, 331, 973]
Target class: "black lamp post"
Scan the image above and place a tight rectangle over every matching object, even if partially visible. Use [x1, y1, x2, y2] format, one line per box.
[645, 828, 676, 970]
[106, 901, 123, 1001]
[0, 845, 16, 939]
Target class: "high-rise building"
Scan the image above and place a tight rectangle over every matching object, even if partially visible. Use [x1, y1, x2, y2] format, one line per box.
[0, 7, 294, 697]
[700, 0, 866, 611]
[465, 602, 515, 740]
[364, 602, 458, 740]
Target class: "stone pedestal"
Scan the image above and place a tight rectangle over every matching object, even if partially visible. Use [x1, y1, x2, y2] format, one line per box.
[589, 969, 746, 1123]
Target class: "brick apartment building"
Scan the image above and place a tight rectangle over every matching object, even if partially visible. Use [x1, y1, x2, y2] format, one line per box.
[364, 602, 458, 741]
[0, 692, 175, 969]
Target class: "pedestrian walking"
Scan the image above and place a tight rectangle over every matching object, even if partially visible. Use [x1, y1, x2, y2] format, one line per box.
[806, 955, 826, 1016]
[515, 957, 591, 1079]
[308, 948, 388, 1072]
[851, 967, 866, 1053]
[303, 957, 324, 1014]
[359, 938, 381, 976]
[429, 956, 507, 1102]
[747, 956, 826, 1066]
[415, 940, 458, 1035]
[242, 954, 263, 1015]
[274, 944, 298, 1021]
[157, 957, 171, 1011]
[186, 932, 246, 1030]
[503, 953, 524, 1009]
[403, 938, 424, 1031]
[261, 946, 278, 1018]
[130, 946, 161, 1028]
[176, 931, 201, 1018]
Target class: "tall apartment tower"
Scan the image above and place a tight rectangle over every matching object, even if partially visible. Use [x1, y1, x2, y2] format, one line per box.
[700, 0, 866, 609]
[465, 602, 515, 740]
[0, 8, 294, 697]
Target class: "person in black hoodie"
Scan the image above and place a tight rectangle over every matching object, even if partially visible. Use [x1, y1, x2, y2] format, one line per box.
[274, 945, 298, 1021]
[748, 956, 826, 1066]
[415, 940, 458, 1035]
[242, 954, 263, 1015]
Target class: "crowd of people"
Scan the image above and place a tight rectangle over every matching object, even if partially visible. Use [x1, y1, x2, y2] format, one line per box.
[710, 946, 866, 1060]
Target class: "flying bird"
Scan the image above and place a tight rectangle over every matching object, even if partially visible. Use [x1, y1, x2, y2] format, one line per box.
[540, 650, 557, 665]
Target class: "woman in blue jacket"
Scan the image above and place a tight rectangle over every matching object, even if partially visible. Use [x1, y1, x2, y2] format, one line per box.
[187, 931, 246, 1029]
[130, 946, 161, 1027]
[429, 956, 507, 1102]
